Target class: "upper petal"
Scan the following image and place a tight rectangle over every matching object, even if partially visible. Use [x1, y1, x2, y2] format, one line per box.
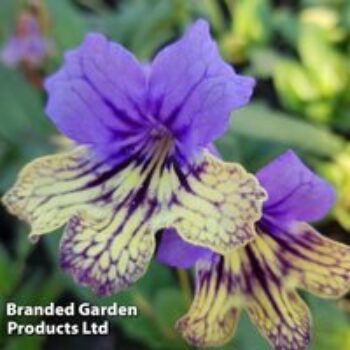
[257, 150, 335, 222]
[148, 19, 255, 156]
[45, 33, 148, 155]
[156, 228, 212, 268]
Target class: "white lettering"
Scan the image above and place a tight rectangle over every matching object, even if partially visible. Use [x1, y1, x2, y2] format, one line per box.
[6, 303, 17, 316]
[7, 321, 18, 335]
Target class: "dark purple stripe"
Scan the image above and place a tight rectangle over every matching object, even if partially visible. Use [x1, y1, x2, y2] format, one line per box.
[245, 245, 284, 320]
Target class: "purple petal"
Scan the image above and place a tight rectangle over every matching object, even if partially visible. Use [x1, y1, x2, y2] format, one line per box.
[45, 33, 148, 153]
[148, 19, 255, 156]
[157, 229, 213, 268]
[257, 150, 335, 222]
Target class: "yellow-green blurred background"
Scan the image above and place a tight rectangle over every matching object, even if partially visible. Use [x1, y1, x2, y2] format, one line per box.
[0, 0, 349, 349]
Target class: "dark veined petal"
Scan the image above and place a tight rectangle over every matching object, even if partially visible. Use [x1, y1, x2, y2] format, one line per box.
[240, 222, 350, 349]
[3, 140, 170, 295]
[263, 220, 350, 298]
[176, 255, 241, 347]
[148, 20, 255, 155]
[247, 289, 311, 350]
[257, 150, 335, 222]
[3, 143, 266, 294]
[178, 210, 350, 349]
[241, 242, 311, 350]
[178, 245, 312, 350]
[161, 151, 267, 254]
[156, 229, 212, 268]
[2, 147, 102, 238]
[179, 250, 312, 350]
[60, 209, 156, 296]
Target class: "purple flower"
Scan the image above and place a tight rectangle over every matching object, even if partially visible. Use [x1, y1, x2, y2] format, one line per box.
[1, 13, 53, 68]
[2, 20, 266, 296]
[169, 150, 350, 349]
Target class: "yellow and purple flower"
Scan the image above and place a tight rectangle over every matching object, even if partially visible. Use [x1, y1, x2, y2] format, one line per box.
[2, 20, 267, 296]
[166, 150, 350, 349]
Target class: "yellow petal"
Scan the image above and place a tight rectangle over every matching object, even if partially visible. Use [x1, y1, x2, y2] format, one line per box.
[271, 222, 350, 298]
[176, 255, 241, 347]
[241, 241, 311, 350]
[165, 151, 267, 254]
[2, 147, 103, 238]
[60, 207, 155, 295]
[247, 288, 311, 350]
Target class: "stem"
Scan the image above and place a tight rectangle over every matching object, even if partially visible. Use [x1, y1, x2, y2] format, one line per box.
[176, 269, 192, 306]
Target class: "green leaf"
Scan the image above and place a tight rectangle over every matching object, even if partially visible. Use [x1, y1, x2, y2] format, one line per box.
[0, 65, 51, 143]
[232, 0, 273, 47]
[46, 0, 88, 53]
[105, 0, 191, 60]
[307, 295, 350, 350]
[4, 335, 46, 350]
[0, 244, 18, 296]
[0, 0, 22, 41]
[272, 8, 299, 46]
[154, 288, 191, 349]
[247, 48, 281, 78]
[229, 102, 346, 157]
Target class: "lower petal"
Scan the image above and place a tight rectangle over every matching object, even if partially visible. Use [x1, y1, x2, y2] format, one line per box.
[176, 255, 241, 347]
[247, 289, 311, 350]
[60, 207, 155, 296]
[2, 147, 104, 239]
[268, 221, 350, 298]
[241, 244, 311, 350]
[2, 143, 166, 295]
[164, 151, 267, 254]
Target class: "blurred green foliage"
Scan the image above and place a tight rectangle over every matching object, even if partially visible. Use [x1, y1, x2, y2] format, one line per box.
[0, 0, 349, 349]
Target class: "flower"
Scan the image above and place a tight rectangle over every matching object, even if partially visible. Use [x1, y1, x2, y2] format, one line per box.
[2, 20, 267, 296]
[173, 150, 350, 349]
[1, 12, 53, 68]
